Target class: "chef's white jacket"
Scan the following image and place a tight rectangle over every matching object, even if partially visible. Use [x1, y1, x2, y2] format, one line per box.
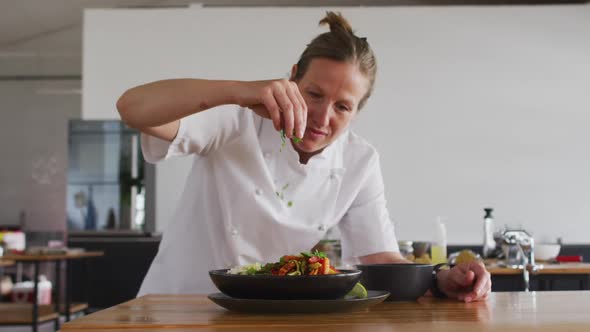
[138, 105, 399, 295]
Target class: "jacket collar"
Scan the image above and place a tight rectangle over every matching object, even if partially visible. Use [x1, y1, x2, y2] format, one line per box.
[256, 115, 345, 170]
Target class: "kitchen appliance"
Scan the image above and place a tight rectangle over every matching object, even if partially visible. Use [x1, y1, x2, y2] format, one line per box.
[501, 229, 536, 268]
[67, 120, 144, 231]
[499, 229, 539, 291]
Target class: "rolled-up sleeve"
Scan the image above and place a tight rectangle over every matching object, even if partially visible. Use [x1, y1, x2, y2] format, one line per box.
[141, 105, 248, 164]
[339, 154, 400, 259]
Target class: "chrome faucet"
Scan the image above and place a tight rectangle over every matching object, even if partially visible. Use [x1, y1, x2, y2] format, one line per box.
[501, 229, 538, 292]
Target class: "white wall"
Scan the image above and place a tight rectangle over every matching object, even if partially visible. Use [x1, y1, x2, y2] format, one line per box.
[83, 5, 590, 244]
[0, 80, 81, 231]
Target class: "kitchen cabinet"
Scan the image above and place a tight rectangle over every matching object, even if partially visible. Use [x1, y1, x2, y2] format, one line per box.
[489, 265, 590, 292]
[67, 233, 160, 310]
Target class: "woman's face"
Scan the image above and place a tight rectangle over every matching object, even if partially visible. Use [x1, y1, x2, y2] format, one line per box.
[292, 58, 370, 159]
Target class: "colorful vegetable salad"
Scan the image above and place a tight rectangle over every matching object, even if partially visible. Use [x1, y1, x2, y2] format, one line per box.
[228, 251, 339, 276]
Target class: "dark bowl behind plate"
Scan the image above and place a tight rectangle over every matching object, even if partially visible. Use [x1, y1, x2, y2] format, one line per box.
[209, 269, 361, 300]
[356, 264, 433, 301]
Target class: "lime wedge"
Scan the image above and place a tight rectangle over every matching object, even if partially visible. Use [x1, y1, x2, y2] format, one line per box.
[347, 282, 368, 299]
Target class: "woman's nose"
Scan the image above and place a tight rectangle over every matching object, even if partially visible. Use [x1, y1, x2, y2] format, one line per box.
[311, 105, 330, 128]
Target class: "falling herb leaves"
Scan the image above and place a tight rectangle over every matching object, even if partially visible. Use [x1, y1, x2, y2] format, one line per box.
[279, 130, 302, 151]
[275, 182, 289, 205]
[276, 130, 302, 206]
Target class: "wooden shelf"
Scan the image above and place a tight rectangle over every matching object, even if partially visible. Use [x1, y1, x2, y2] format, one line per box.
[0, 303, 58, 324]
[59, 302, 88, 314]
[1, 251, 104, 262]
[0, 260, 14, 268]
[0, 302, 88, 325]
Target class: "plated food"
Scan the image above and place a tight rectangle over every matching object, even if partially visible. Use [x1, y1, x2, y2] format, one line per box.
[209, 251, 361, 300]
[227, 250, 340, 276]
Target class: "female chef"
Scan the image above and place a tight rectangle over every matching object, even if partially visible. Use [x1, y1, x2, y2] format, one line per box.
[117, 12, 491, 302]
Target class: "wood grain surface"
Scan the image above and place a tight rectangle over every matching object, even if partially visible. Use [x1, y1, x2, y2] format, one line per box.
[61, 291, 590, 331]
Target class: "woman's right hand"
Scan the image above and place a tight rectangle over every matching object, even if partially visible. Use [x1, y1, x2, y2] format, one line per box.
[236, 79, 307, 139]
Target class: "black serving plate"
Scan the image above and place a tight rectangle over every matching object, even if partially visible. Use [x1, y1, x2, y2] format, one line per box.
[356, 263, 433, 301]
[208, 290, 389, 314]
[209, 269, 362, 300]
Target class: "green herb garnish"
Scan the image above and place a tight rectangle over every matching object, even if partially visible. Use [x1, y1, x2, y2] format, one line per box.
[279, 130, 302, 151]
[280, 130, 286, 151]
[300, 250, 327, 259]
[287, 201, 293, 207]
[275, 182, 289, 204]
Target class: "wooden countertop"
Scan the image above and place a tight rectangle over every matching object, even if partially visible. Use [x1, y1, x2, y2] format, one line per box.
[487, 262, 590, 275]
[61, 291, 590, 332]
[1, 251, 104, 262]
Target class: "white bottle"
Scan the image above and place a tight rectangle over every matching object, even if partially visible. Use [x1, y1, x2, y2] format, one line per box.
[37, 275, 52, 305]
[483, 208, 496, 258]
[431, 217, 447, 265]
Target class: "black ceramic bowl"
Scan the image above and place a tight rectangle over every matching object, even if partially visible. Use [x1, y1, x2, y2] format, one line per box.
[209, 269, 362, 300]
[356, 264, 433, 301]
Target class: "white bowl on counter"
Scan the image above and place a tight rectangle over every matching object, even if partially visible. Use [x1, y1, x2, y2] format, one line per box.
[535, 244, 561, 261]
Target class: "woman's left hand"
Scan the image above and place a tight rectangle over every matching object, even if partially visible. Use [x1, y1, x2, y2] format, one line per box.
[435, 261, 491, 302]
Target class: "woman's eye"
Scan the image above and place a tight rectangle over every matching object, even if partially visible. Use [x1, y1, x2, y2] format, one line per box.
[308, 91, 321, 99]
[337, 104, 350, 112]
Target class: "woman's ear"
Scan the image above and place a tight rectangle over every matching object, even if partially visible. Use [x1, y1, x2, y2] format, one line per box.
[289, 64, 298, 81]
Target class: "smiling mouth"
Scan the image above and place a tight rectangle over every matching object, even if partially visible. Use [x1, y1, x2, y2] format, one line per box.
[308, 128, 327, 136]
